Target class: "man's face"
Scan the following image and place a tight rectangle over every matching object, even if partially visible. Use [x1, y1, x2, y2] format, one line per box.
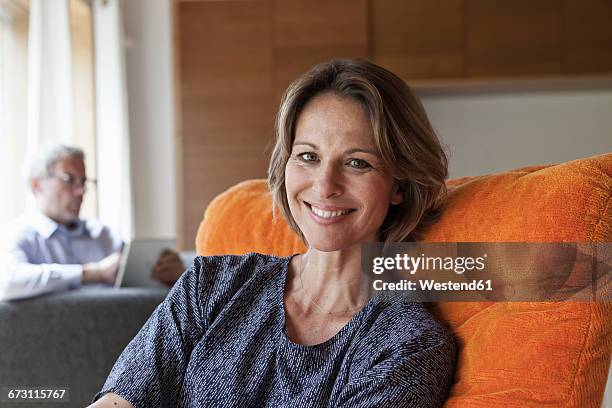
[32, 157, 87, 226]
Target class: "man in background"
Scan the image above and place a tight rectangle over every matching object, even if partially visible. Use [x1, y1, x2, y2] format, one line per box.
[0, 144, 184, 301]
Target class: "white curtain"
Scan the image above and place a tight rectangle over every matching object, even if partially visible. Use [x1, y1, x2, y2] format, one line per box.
[92, 0, 134, 242]
[27, 0, 73, 149]
[0, 1, 29, 228]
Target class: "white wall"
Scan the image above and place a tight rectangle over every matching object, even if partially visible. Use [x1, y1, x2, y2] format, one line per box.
[420, 88, 612, 178]
[120, 0, 175, 239]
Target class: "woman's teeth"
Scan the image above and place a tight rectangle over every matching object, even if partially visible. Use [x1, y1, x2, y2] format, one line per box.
[309, 204, 353, 218]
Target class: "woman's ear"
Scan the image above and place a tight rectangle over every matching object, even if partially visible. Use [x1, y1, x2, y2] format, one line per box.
[390, 183, 403, 205]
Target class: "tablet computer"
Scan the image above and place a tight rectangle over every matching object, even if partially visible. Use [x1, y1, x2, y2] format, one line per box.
[114, 238, 176, 288]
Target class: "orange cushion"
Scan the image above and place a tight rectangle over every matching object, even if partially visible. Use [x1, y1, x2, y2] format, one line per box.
[196, 180, 306, 257]
[196, 153, 612, 407]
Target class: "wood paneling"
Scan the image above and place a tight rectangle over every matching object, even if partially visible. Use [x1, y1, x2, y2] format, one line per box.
[177, 0, 274, 248]
[183, 147, 270, 246]
[466, 0, 563, 76]
[272, 0, 368, 101]
[372, 0, 465, 79]
[565, 0, 612, 74]
[175, 0, 369, 248]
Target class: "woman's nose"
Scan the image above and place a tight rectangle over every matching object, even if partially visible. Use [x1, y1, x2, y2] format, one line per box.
[313, 162, 343, 199]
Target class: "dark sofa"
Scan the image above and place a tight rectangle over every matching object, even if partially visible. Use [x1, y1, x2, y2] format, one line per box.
[0, 287, 167, 408]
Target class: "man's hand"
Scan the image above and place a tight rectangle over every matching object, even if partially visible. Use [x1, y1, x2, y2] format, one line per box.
[151, 249, 185, 286]
[83, 251, 121, 284]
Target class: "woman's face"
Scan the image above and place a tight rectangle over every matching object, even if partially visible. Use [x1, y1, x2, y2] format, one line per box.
[285, 92, 402, 252]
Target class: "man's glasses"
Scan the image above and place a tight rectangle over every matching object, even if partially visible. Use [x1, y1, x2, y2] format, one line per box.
[49, 172, 97, 190]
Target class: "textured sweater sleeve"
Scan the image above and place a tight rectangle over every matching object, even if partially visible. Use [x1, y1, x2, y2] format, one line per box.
[336, 312, 457, 407]
[92, 258, 206, 407]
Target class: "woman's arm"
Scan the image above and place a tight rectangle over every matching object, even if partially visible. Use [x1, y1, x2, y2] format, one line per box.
[87, 393, 133, 408]
[90, 259, 206, 406]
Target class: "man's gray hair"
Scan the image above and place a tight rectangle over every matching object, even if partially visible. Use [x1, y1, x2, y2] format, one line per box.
[28, 144, 85, 180]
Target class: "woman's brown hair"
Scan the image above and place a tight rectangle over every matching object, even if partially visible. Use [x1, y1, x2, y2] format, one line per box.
[268, 59, 448, 243]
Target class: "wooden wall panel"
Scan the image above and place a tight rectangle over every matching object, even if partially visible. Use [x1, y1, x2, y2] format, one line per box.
[372, 0, 465, 79]
[183, 147, 270, 224]
[466, 0, 563, 76]
[565, 0, 612, 74]
[272, 0, 368, 101]
[177, 1, 274, 248]
[175, 0, 369, 249]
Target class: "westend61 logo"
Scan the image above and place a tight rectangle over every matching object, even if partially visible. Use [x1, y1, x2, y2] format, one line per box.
[371, 253, 488, 275]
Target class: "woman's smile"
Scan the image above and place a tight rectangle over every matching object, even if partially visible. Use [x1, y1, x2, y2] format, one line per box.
[304, 201, 357, 225]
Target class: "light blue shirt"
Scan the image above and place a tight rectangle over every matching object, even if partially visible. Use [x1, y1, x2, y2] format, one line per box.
[0, 212, 123, 301]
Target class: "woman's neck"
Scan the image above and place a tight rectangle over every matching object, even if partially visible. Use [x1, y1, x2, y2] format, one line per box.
[292, 246, 372, 314]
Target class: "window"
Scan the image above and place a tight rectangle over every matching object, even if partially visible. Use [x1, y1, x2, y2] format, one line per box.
[0, 0, 97, 228]
[0, 0, 29, 228]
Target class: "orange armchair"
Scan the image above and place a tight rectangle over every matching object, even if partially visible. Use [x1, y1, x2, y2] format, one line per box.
[196, 153, 612, 407]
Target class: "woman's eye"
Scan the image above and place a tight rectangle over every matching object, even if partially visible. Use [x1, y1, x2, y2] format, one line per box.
[297, 152, 318, 162]
[347, 158, 371, 169]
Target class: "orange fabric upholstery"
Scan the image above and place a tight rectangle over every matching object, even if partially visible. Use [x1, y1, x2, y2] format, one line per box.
[195, 153, 612, 407]
[196, 180, 306, 257]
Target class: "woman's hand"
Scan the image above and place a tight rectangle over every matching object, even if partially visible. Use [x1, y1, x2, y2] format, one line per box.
[87, 392, 134, 408]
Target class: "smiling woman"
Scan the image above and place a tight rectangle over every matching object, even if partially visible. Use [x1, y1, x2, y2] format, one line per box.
[90, 59, 456, 408]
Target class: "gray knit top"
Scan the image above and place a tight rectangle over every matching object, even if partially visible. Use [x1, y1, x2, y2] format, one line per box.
[94, 253, 456, 407]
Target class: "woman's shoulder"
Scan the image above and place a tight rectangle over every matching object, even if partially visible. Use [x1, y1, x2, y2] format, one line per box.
[175, 253, 291, 329]
[192, 252, 288, 278]
[187, 253, 288, 301]
[189, 252, 287, 286]
[359, 297, 455, 352]
[341, 299, 456, 403]
[347, 299, 456, 385]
